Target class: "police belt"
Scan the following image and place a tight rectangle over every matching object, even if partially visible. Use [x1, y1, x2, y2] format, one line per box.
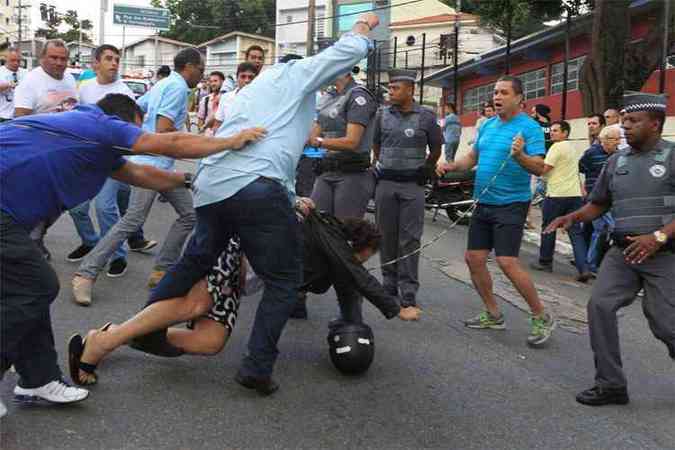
[612, 233, 675, 253]
[377, 168, 420, 182]
[319, 157, 370, 174]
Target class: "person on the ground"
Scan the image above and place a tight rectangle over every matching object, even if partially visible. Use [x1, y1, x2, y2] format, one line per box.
[437, 75, 556, 348]
[209, 62, 258, 131]
[0, 47, 26, 122]
[68, 201, 420, 386]
[530, 121, 590, 281]
[123, 14, 381, 396]
[373, 69, 443, 309]
[530, 104, 552, 151]
[13, 39, 79, 260]
[579, 124, 620, 273]
[309, 66, 378, 220]
[72, 47, 205, 305]
[0, 93, 265, 415]
[545, 93, 674, 407]
[443, 101, 461, 161]
[220, 45, 266, 94]
[197, 71, 224, 132]
[66, 44, 157, 273]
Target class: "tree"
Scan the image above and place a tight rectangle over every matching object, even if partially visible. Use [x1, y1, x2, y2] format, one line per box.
[150, 0, 275, 45]
[35, 9, 93, 44]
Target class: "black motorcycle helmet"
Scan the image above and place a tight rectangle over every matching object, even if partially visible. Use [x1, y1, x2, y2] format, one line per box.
[327, 323, 375, 375]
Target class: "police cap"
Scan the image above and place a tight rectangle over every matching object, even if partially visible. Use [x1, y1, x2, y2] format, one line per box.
[388, 69, 417, 84]
[620, 92, 667, 114]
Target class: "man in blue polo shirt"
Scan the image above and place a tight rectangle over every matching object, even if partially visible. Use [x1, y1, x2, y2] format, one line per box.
[438, 75, 556, 348]
[0, 93, 265, 415]
[73, 47, 204, 306]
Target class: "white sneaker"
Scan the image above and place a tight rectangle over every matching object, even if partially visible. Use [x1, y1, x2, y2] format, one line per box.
[14, 380, 89, 404]
[0, 398, 7, 418]
[72, 276, 93, 306]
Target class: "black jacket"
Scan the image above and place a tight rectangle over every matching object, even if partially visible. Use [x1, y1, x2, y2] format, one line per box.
[301, 211, 401, 319]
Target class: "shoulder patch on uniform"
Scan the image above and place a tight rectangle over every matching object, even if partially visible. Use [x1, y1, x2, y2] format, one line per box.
[354, 96, 367, 106]
[649, 164, 667, 178]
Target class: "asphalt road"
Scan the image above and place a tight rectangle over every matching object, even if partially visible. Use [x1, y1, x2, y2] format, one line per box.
[1, 199, 674, 450]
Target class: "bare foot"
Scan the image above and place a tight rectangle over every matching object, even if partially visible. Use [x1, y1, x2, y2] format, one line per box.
[78, 329, 114, 384]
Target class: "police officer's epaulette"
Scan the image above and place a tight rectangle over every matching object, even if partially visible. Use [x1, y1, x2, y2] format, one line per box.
[349, 85, 376, 102]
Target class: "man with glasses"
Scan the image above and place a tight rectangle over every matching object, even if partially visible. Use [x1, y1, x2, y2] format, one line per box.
[0, 48, 26, 122]
[72, 48, 205, 306]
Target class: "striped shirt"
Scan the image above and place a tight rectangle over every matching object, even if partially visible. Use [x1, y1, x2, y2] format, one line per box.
[578, 142, 609, 193]
[473, 113, 546, 205]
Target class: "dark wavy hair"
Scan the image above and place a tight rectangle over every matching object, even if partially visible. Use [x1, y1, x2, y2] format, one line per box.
[341, 218, 382, 253]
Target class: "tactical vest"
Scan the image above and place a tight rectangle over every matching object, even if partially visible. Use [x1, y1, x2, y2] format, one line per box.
[610, 140, 675, 237]
[317, 84, 375, 161]
[378, 106, 428, 172]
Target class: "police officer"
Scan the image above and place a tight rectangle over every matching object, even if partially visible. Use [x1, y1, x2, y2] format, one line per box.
[373, 69, 443, 308]
[309, 68, 377, 219]
[546, 93, 675, 406]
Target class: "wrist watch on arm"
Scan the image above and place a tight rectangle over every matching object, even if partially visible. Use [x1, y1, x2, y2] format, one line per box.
[654, 230, 668, 244]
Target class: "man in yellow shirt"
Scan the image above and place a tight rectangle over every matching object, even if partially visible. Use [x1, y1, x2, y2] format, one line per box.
[530, 121, 591, 282]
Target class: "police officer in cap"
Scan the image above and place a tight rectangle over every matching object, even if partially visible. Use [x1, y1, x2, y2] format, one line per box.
[309, 67, 377, 219]
[546, 92, 675, 406]
[373, 69, 443, 308]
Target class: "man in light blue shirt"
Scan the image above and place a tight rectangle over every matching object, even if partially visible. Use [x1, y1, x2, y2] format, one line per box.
[443, 102, 462, 160]
[73, 48, 205, 305]
[132, 14, 381, 395]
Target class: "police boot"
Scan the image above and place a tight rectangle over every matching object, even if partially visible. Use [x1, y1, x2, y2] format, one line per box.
[576, 385, 629, 406]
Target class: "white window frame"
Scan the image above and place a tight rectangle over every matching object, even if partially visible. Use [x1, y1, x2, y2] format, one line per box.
[550, 55, 586, 94]
[518, 68, 547, 100]
[462, 83, 495, 114]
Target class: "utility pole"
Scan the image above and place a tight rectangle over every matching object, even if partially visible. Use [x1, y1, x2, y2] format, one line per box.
[154, 31, 159, 70]
[561, 3, 572, 119]
[453, 0, 461, 107]
[16, 0, 30, 44]
[99, 0, 107, 45]
[659, 0, 671, 94]
[306, 0, 316, 56]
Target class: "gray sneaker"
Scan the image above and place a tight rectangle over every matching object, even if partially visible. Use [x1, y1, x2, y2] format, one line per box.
[527, 313, 556, 347]
[464, 311, 506, 330]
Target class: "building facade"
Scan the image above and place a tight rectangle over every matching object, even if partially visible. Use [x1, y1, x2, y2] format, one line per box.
[199, 31, 275, 76]
[275, 0, 331, 58]
[121, 36, 192, 75]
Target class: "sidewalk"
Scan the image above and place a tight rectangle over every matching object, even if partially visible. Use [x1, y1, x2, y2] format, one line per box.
[523, 202, 574, 258]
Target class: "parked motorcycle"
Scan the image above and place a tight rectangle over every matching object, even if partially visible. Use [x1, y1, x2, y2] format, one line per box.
[425, 170, 475, 224]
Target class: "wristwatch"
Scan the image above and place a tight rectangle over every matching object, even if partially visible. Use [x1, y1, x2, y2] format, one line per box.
[183, 172, 194, 190]
[654, 230, 668, 244]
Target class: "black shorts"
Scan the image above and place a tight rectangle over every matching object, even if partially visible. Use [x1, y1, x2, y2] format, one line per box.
[467, 201, 529, 257]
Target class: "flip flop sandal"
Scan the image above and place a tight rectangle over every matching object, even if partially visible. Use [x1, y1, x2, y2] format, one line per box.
[68, 322, 113, 386]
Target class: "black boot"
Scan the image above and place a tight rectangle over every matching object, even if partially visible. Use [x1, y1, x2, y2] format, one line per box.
[576, 385, 629, 406]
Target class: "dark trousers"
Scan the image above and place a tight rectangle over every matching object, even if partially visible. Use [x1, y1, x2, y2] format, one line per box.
[539, 196, 589, 273]
[295, 156, 319, 198]
[149, 178, 302, 377]
[0, 213, 62, 387]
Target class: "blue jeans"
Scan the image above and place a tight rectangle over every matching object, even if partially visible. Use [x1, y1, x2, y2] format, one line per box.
[68, 202, 99, 248]
[149, 178, 302, 377]
[588, 213, 614, 272]
[539, 196, 589, 274]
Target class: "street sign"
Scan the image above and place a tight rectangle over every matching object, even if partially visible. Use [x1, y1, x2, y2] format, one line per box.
[113, 4, 171, 30]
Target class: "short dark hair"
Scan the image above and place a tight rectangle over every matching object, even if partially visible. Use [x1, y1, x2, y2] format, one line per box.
[157, 65, 171, 77]
[481, 102, 494, 114]
[94, 44, 119, 61]
[551, 120, 571, 136]
[496, 75, 523, 96]
[236, 62, 257, 76]
[647, 110, 666, 134]
[589, 113, 606, 126]
[209, 71, 225, 81]
[173, 47, 202, 72]
[245, 45, 265, 58]
[97, 94, 143, 124]
[341, 218, 382, 253]
[280, 53, 303, 63]
[447, 102, 457, 114]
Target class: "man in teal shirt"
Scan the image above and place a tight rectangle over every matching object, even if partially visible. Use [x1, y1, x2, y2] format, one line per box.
[99, 14, 381, 396]
[438, 75, 556, 348]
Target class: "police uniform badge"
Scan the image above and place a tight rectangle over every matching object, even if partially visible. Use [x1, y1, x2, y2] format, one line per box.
[649, 164, 667, 178]
[329, 108, 339, 119]
[404, 128, 415, 138]
[354, 96, 367, 106]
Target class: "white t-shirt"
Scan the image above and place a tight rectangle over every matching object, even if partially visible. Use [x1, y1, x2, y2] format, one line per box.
[214, 90, 238, 122]
[78, 78, 135, 105]
[0, 66, 27, 119]
[14, 66, 78, 114]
